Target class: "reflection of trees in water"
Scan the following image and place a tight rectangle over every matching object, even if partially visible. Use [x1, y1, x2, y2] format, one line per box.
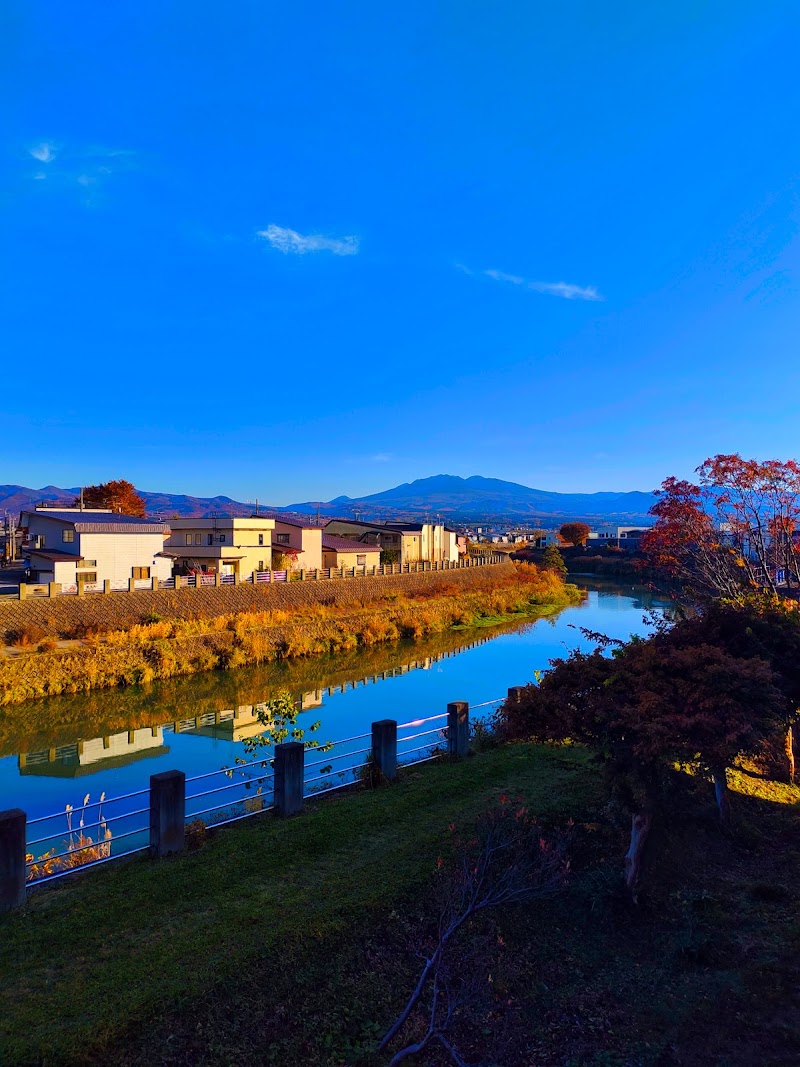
[1, 616, 544, 758]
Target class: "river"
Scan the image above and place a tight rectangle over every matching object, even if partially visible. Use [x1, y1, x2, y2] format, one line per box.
[3, 578, 671, 865]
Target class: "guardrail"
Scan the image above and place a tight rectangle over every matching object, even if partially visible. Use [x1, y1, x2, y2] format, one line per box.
[14, 554, 506, 600]
[0, 691, 523, 911]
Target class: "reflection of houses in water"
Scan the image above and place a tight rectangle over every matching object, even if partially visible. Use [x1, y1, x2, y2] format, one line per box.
[19, 727, 168, 777]
[17, 630, 509, 766]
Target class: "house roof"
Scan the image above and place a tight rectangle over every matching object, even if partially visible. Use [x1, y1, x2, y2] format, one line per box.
[254, 513, 321, 530]
[321, 534, 381, 554]
[27, 550, 85, 563]
[22, 510, 169, 534]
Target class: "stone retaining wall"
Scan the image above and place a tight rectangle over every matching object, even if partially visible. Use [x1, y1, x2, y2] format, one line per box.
[0, 562, 515, 641]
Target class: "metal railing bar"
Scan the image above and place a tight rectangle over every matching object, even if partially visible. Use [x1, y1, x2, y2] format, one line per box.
[397, 713, 448, 728]
[397, 743, 444, 760]
[186, 796, 271, 821]
[303, 781, 361, 800]
[185, 763, 269, 784]
[27, 807, 150, 847]
[26, 788, 149, 824]
[397, 727, 448, 744]
[28, 846, 149, 886]
[186, 775, 273, 802]
[303, 765, 365, 787]
[200, 806, 275, 830]
[399, 754, 439, 769]
[468, 698, 504, 709]
[304, 746, 371, 771]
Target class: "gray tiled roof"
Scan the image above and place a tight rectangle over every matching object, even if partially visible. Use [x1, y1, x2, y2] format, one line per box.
[22, 510, 169, 534]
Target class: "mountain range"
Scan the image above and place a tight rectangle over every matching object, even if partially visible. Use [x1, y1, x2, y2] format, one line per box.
[0, 476, 656, 525]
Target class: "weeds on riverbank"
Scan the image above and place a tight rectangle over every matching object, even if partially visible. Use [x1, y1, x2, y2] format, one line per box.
[0, 565, 580, 707]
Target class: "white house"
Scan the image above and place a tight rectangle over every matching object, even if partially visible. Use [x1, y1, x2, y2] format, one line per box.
[20, 507, 172, 587]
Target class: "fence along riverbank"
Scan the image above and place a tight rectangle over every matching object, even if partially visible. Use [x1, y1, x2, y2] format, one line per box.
[0, 688, 529, 911]
[15, 553, 505, 600]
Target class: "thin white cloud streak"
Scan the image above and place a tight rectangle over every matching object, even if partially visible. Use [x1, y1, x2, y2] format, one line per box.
[257, 224, 359, 256]
[461, 264, 603, 301]
[528, 280, 602, 301]
[29, 142, 56, 163]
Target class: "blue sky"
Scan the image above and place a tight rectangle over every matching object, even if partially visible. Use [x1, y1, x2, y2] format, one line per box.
[3, 1, 799, 505]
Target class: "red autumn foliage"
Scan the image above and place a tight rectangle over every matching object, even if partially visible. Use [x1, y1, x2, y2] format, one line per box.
[75, 479, 146, 517]
[642, 454, 800, 599]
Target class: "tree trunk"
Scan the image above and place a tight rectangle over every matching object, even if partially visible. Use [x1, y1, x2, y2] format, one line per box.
[786, 725, 796, 784]
[624, 810, 653, 903]
[712, 766, 732, 830]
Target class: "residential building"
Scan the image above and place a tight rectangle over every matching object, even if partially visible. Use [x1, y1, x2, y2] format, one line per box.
[20, 507, 172, 586]
[256, 515, 323, 572]
[162, 517, 276, 577]
[323, 520, 457, 564]
[321, 534, 381, 570]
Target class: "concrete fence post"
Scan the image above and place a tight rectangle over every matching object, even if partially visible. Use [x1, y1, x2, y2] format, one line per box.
[507, 686, 526, 705]
[174, 575, 183, 589]
[49, 582, 62, 597]
[102, 579, 111, 594]
[128, 578, 136, 592]
[447, 701, 470, 759]
[0, 809, 26, 913]
[152, 576, 159, 591]
[18, 584, 27, 601]
[214, 572, 221, 587]
[76, 580, 85, 597]
[371, 719, 398, 781]
[274, 742, 304, 816]
[149, 770, 185, 858]
[252, 570, 259, 584]
[299, 568, 305, 581]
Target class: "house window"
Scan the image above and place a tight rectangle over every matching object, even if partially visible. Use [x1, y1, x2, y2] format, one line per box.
[208, 534, 214, 546]
[258, 534, 264, 546]
[357, 555, 366, 566]
[276, 533, 290, 545]
[218, 534, 226, 543]
[132, 566, 150, 580]
[78, 572, 97, 584]
[194, 533, 201, 545]
[185, 534, 193, 546]
[62, 529, 74, 543]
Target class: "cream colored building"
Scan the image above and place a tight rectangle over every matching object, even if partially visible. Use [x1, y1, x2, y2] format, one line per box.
[163, 517, 276, 577]
[323, 520, 457, 565]
[263, 516, 323, 572]
[321, 534, 382, 570]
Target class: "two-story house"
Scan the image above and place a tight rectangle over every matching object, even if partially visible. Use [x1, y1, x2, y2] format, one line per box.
[162, 517, 277, 578]
[20, 507, 172, 586]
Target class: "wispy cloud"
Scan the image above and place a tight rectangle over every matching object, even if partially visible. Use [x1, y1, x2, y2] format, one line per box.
[528, 280, 602, 301]
[370, 452, 393, 463]
[22, 142, 136, 199]
[257, 224, 359, 256]
[460, 263, 603, 301]
[29, 142, 57, 163]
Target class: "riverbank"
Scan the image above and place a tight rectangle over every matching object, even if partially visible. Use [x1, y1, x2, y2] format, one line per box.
[0, 563, 581, 707]
[2, 743, 798, 1066]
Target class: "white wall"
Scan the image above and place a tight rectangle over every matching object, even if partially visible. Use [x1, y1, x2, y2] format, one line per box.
[79, 532, 172, 584]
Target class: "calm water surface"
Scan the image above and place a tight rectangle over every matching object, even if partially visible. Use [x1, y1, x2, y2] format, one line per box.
[3, 579, 671, 849]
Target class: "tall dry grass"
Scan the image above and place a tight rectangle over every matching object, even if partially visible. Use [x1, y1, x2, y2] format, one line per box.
[0, 564, 579, 707]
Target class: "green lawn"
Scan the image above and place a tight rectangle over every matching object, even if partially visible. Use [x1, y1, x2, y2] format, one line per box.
[1, 744, 799, 1066]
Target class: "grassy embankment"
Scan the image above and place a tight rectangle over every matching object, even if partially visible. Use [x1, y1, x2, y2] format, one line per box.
[1, 744, 799, 1066]
[0, 564, 580, 707]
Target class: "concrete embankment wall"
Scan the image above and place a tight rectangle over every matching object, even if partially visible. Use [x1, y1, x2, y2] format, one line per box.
[0, 562, 515, 641]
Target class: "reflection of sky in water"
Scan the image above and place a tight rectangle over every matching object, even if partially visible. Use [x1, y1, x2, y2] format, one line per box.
[3, 582, 668, 824]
